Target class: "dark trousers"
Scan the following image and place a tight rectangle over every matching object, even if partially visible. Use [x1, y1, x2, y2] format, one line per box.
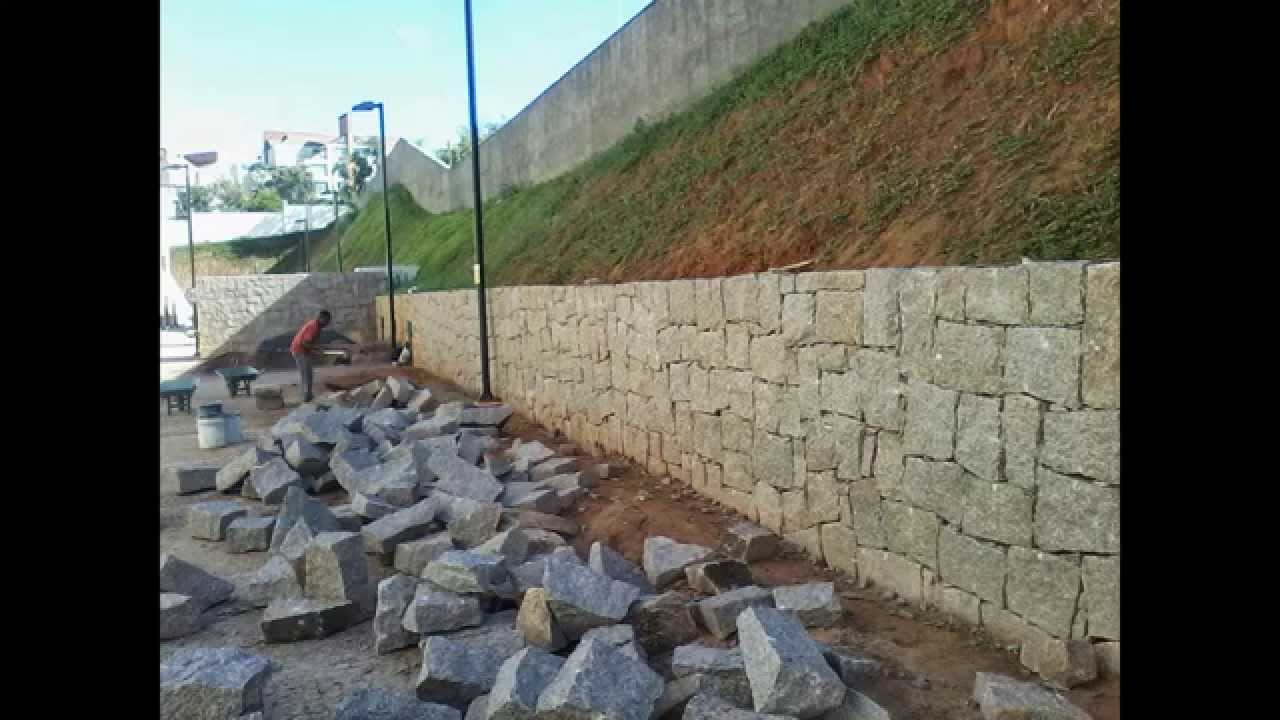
[293, 352, 313, 401]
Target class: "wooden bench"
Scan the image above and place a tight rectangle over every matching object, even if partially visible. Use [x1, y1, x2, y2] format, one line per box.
[160, 377, 197, 415]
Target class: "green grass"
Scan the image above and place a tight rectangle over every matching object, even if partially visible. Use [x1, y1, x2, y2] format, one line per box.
[1033, 20, 1101, 84]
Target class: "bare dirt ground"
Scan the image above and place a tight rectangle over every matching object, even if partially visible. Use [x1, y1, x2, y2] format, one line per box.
[160, 367, 1118, 720]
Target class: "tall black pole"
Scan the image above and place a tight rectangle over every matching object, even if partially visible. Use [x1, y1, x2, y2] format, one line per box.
[184, 165, 200, 356]
[465, 0, 494, 401]
[378, 103, 397, 352]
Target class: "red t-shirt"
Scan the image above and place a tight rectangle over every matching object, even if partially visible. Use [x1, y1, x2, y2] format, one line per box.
[290, 319, 321, 354]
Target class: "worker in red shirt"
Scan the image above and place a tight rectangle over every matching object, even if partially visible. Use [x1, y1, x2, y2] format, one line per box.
[290, 310, 331, 402]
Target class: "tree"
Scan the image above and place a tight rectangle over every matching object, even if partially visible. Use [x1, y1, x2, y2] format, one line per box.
[174, 186, 213, 218]
[245, 163, 315, 204]
[243, 188, 283, 211]
[433, 121, 503, 166]
[210, 177, 247, 211]
[333, 151, 373, 196]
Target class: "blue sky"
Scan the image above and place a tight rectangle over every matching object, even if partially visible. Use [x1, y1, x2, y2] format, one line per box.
[161, 0, 652, 177]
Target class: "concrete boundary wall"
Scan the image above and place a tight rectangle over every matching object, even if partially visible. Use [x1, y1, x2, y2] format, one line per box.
[380, 262, 1121, 674]
[370, 0, 854, 212]
[191, 273, 386, 359]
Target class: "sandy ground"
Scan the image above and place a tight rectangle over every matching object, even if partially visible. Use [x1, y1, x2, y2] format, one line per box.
[159, 367, 1119, 720]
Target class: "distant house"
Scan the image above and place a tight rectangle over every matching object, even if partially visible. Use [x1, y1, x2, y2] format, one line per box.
[261, 130, 401, 197]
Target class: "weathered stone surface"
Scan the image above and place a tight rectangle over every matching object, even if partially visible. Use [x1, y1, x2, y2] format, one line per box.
[1082, 556, 1119, 640]
[1036, 638, 1098, 689]
[510, 557, 549, 596]
[162, 464, 219, 495]
[375, 574, 420, 654]
[353, 491, 399, 521]
[333, 504, 365, 532]
[1006, 548, 1081, 638]
[972, 672, 1091, 720]
[929, 584, 982, 625]
[245, 554, 302, 608]
[1094, 642, 1119, 677]
[309, 471, 339, 494]
[509, 511, 579, 537]
[1041, 411, 1120, 485]
[475, 528, 531, 565]
[631, 591, 701, 657]
[408, 388, 436, 413]
[652, 675, 703, 718]
[1004, 327, 1081, 407]
[430, 454, 504, 503]
[531, 553, 626, 639]
[510, 440, 557, 468]
[445, 498, 504, 548]
[962, 479, 1034, 546]
[820, 647, 882, 691]
[846, 481, 887, 550]
[588, 541, 655, 594]
[643, 536, 714, 590]
[772, 582, 842, 628]
[821, 690, 891, 720]
[937, 527, 1006, 605]
[724, 522, 780, 563]
[160, 593, 203, 640]
[160, 553, 234, 608]
[484, 452, 514, 478]
[226, 516, 275, 553]
[250, 457, 305, 505]
[752, 431, 793, 490]
[543, 470, 599, 492]
[459, 433, 501, 466]
[517, 586, 567, 651]
[672, 644, 754, 708]
[783, 526, 823, 564]
[750, 335, 793, 385]
[523, 529, 567, 555]
[862, 269, 901, 348]
[305, 531, 371, 608]
[697, 585, 775, 640]
[502, 482, 553, 508]
[859, 548, 924, 604]
[819, 523, 858, 580]
[423, 551, 510, 595]
[1001, 395, 1040, 489]
[486, 647, 565, 720]
[781, 292, 816, 345]
[535, 637, 664, 720]
[370, 386, 396, 411]
[813, 290, 861, 346]
[1034, 468, 1119, 553]
[217, 447, 278, 493]
[403, 585, 484, 635]
[335, 687, 461, 720]
[261, 596, 363, 643]
[1082, 263, 1119, 408]
[1026, 262, 1084, 326]
[284, 436, 330, 477]
[686, 560, 755, 595]
[683, 693, 793, 720]
[466, 695, 489, 720]
[580, 623, 645, 661]
[404, 416, 461, 442]
[738, 606, 845, 718]
[903, 383, 957, 461]
[363, 499, 441, 555]
[434, 608, 528, 657]
[332, 448, 380, 491]
[954, 394, 1001, 481]
[900, 459, 964, 523]
[159, 647, 270, 719]
[964, 266, 1029, 325]
[882, 502, 938, 569]
[459, 404, 514, 428]
[416, 634, 510, 707]
[187, 500, 248, 541]
[351, 455, 421, 507]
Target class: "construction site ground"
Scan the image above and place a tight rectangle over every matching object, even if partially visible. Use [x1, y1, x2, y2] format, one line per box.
[159, 365, 1120, 720]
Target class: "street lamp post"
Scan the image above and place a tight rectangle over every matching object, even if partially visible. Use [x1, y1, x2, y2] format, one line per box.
[352, 100, 396, 354]
[165, 162, 200, 356]
[464, 0, 494, 401]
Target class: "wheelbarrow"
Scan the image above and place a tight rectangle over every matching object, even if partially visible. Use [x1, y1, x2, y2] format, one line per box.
[215, 366, 260, 397]
[160, 377, 197, 415]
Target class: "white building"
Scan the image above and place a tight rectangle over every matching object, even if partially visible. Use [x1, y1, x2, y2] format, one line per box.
[262, 130, 400, 198]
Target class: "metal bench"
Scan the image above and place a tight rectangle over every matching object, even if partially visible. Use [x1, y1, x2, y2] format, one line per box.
[216, 366, 260, 397]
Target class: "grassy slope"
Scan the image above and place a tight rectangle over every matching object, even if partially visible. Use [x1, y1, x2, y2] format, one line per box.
[308, 0, 1118, 291]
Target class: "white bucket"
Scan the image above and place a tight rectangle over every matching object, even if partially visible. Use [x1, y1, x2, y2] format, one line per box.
[223, 412, 243, 443]
[197, 415, 228, 449]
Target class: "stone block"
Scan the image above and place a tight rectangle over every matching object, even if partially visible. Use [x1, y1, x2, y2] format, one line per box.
[1006, 548, 1081, 638]
[772, 582, 842, 627]
[187, 500, 248, 541]
[1001, 395, 1041, 489]
[898, 269, 938, 375]
[931, 584, 982, 626]
[226, 516, 275, 553]
[900, 458, 965, 524]
[245, 555, 302, 608]
[541, 550, 640, 640]
[423, 550, 510, 596]
[781, 292, 816, 345]
[822, 690, 891, 720]
[813, 291, 861, 346]
[261, 596, 364, 643]
[305, 532, 371, 606]
[965, 267, 1029, 325]
[847, 481, 887, 549]
[1027, 262, 1085, 325]
[695, 278, 725, 330]
[819, 523, 858, 580]
[752, 432, 793, 490]
[249, 457, 305, 505]
[784, 526, 823, 563]
[159, 593, 203, 640]
[416, 635, 509, 708]
[862, 269, 900, 348]
[216, 447, 278, 493]
[159, 553, 234, 608]
[682, 694, 791, 719]
[953, 394, 1001, 482]
[858, 548, 924, 604]
[444, 498, 503, 548]
[162, 464, 218, 495]
[1083, 263, 1120, 408]
[159, 647, 270, 719]
[1082, 555, 1119, 640]
[882, 501, 939, 569]
[629, 591, 700, 657]
[475, 528, 531, 566]
[374, 574, 418, 654]
[962, 479, 1034, 546]
[972, 672, 1091, 720]
[1041, 410, 1120, 485]
[1037, 638, 1098, 689]
[1095, 642, 1120, 677]
[686, 560, 755, 595]
[534, 638, 663, 720]
[871, 431, 905, 498]
[486, 647, 564, 720]
[937, 527, 1006, 605]
[723, 522, 780, 563]
[754, 482, 784, 533]
[697, 585, 775, 640]
[1004, 327, 1081, 407]
[903, 382, 957, 461]
[334, 688, 460, 720]
[750, 335, 793, 384]
[509, 511, 579, 537]
[726, 323, 751, 368]
[429, 454, 504, 503]
[1034, 468, 1120, 553]
[352, 491, 398, 521]
[643, 536, 714, 590]
[737, 606, 846, 718]
[589, 541, 654, 594]
[517, 586, 567, 652]
[403, 586, 484, 635]
[363, 499, 441, 555]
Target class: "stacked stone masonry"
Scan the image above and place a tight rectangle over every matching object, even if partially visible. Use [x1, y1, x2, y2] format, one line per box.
[378, 262, 1120, 660]
[191, 273, 386, 359]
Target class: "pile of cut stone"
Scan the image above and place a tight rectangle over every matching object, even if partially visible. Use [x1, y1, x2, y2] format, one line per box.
[165, 375, 1093, 720]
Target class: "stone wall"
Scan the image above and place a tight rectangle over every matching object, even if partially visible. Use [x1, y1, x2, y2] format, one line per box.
[378, 262, 1120, 672]
[192, 273, 386, 360]
[369, 0, 854, 212]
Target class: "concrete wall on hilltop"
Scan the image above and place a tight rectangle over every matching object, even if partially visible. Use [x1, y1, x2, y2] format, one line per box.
[379, 261, 1121, 676]
[369, 0, 854, 213]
